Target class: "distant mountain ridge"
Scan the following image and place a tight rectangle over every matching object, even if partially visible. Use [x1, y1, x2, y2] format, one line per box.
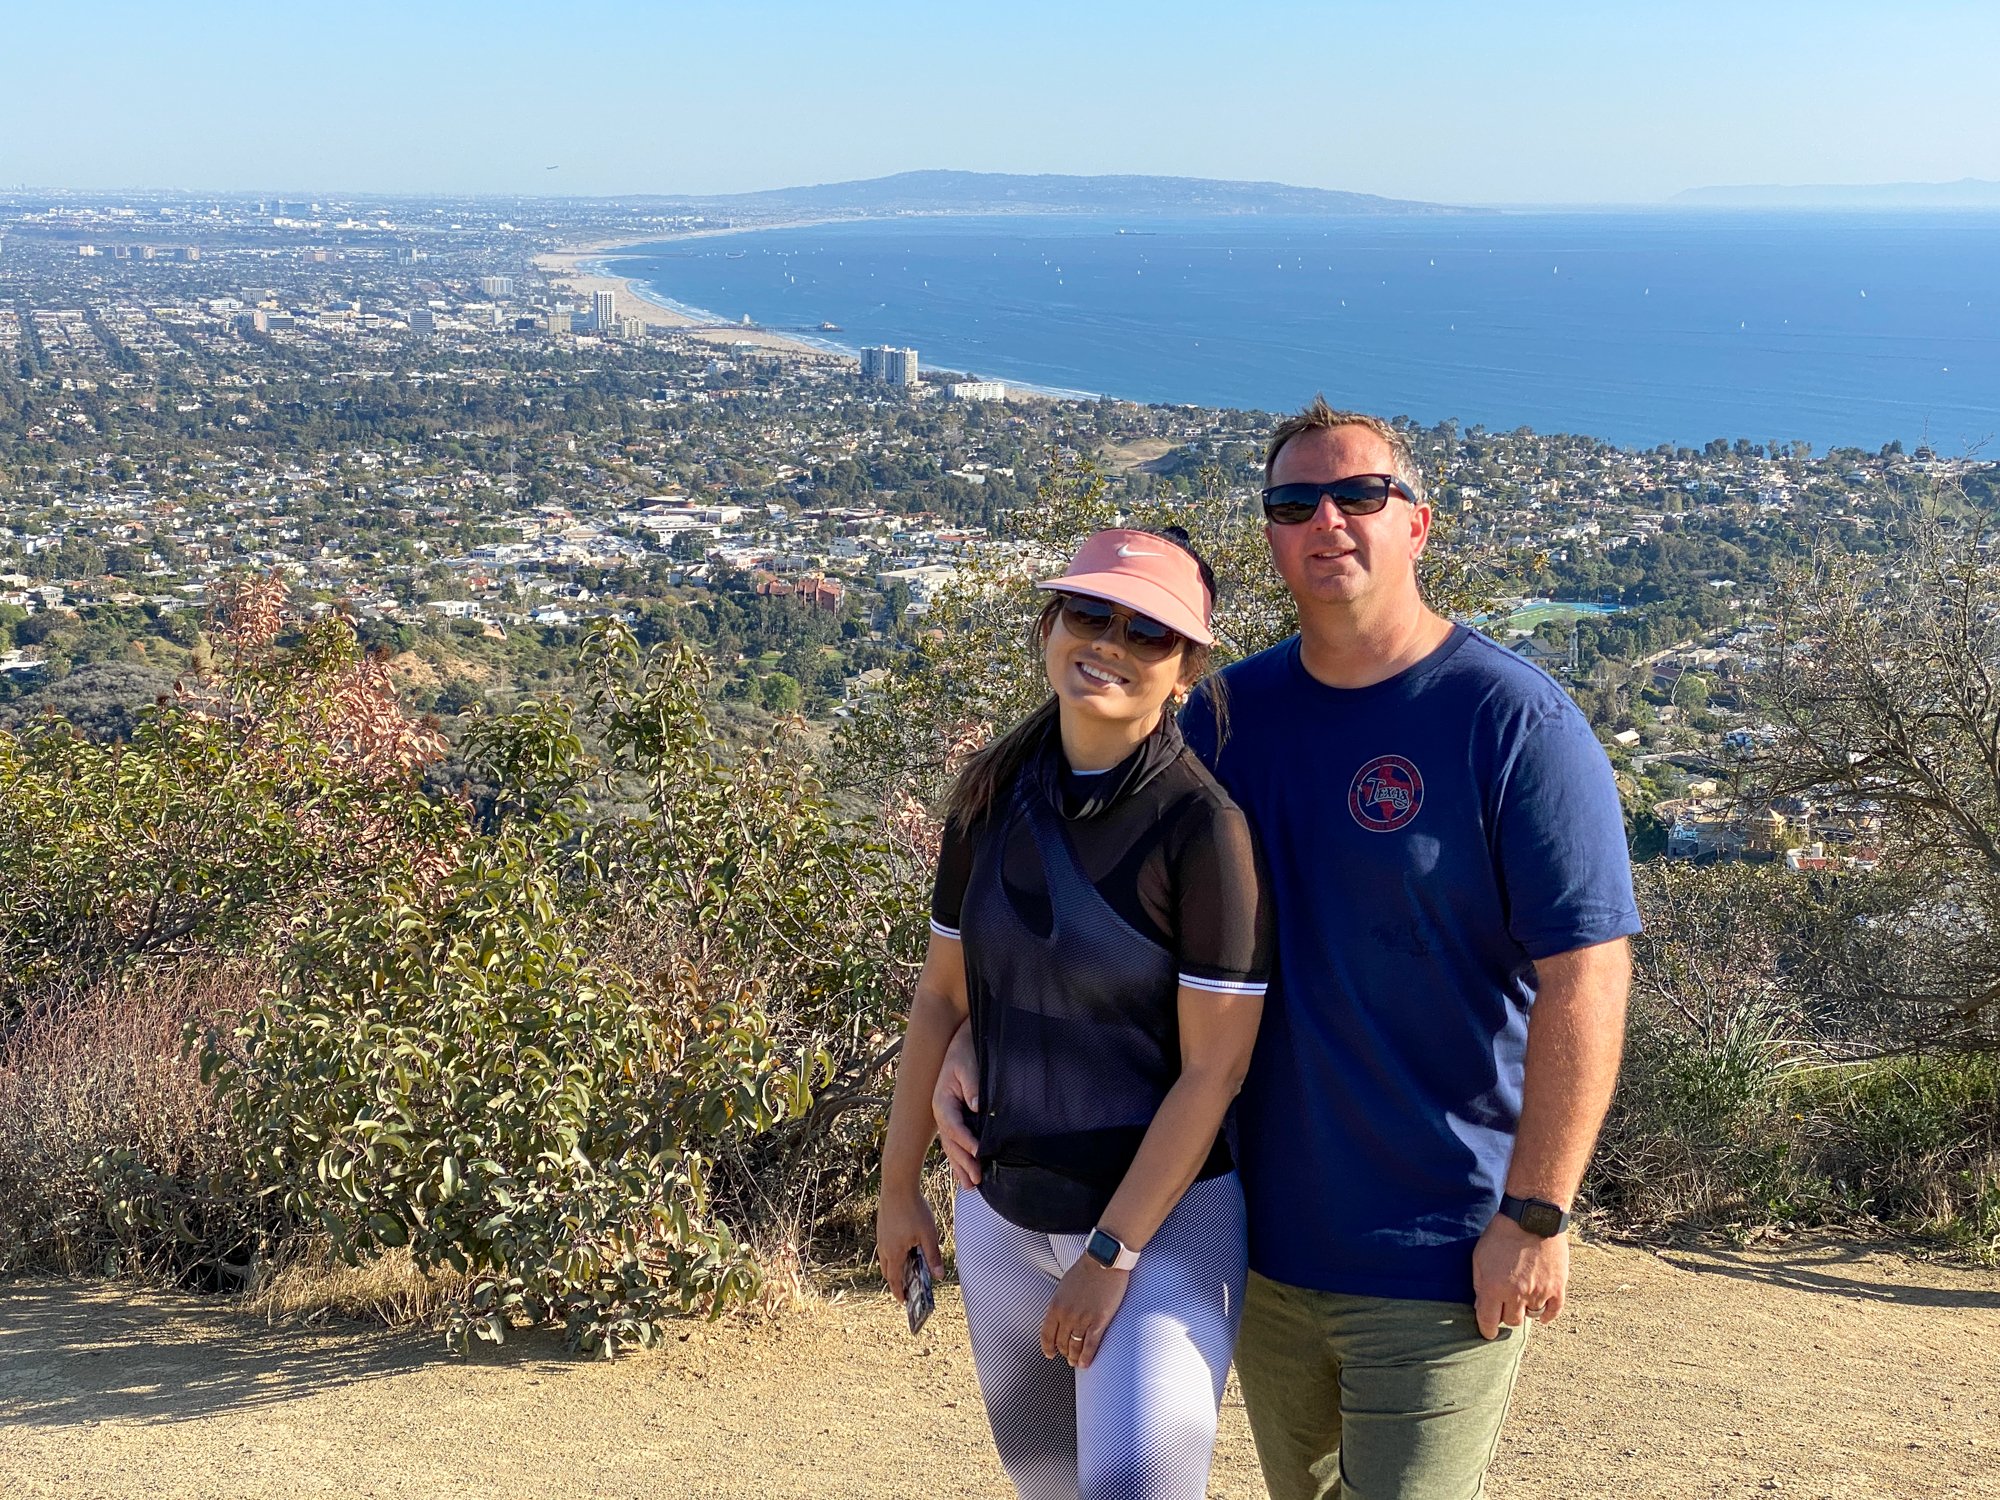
[1675, 178, 2000, 208]
[673, 170, 1468, 218]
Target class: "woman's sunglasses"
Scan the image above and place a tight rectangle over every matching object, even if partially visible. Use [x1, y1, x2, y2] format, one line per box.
[1261, 474, 1418, 525]
[1056, 593, 1184, 663]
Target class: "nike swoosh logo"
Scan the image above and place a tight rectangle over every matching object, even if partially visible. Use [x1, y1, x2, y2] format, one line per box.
[1115, 544, 1164, 558]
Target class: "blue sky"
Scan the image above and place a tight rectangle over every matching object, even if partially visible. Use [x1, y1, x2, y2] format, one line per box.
[4, 1, 1996, 202]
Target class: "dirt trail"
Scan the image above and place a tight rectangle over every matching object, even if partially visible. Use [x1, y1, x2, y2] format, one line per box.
[2, 1238, 1994, 1499]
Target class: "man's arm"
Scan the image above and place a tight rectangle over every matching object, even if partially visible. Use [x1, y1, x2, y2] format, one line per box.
[933, 1018, 981, 1187]
[874, 932, 970, 1297]
[1472, 936, 1631, 1340]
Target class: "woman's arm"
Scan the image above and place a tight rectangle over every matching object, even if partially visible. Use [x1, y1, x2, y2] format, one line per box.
[1096, 984, 1263, 1253]
[1038, 985, 1262, 1367]
[874, 930, 971, 1298]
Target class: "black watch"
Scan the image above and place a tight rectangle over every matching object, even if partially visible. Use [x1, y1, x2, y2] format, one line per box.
[1498, 1194, 1571, 1238]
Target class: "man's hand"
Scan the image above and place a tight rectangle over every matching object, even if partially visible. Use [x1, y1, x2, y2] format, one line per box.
[1471, 1212, 1569, 1339]
[931, 1020, 981, 1188]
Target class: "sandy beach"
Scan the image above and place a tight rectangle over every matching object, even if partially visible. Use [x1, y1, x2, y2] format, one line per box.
[534, 231, 846, 362]
[534, 218, 1079, 400]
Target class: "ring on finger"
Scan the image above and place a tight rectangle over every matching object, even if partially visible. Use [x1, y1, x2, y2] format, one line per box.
[1067, 1332, 1085, 1342]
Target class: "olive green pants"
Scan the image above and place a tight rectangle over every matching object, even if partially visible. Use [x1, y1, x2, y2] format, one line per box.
[1234, 1270, 1527, 1500]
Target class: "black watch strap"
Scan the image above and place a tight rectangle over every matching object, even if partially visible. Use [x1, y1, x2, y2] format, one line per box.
[1498, 1194, 1572, 1238]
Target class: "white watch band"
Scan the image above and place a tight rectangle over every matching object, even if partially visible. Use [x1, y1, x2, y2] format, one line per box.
[1089, 1226, 1141, 1271]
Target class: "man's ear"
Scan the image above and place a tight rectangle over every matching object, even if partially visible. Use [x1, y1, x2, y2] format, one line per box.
[1410, 503, 1433, 560]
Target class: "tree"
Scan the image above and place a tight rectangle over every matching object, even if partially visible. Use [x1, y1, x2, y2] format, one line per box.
[1753, 505, 2000, 1052]
[759, 671, 802, 715]
[836, 454, 1499, 806]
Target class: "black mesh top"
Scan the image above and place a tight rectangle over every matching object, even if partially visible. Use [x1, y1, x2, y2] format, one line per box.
[932, 720, 1272, 992]
[931, 716, 1272, 1232]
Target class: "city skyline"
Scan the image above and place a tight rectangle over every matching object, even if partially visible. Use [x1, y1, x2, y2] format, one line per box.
[3, 1, 1996, 205]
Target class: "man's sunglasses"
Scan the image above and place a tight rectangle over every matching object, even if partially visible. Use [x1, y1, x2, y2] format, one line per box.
[1056, 593, 1184, 662]
[1261, 474, 1418, 524]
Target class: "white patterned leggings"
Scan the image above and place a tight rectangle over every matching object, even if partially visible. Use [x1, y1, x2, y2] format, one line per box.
[954, 1174, 1248, 1500]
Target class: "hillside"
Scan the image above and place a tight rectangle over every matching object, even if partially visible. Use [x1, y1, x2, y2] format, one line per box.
[674, 169, 1470, 218]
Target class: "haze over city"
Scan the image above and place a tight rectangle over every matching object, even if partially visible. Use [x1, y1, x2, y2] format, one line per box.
[4, 0, 1997, 204]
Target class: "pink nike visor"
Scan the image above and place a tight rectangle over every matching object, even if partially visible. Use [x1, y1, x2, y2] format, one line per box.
[1036, 529, 1214, 646]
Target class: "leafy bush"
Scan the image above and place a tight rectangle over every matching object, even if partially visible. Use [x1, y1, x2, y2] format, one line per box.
[209, 841, 785, 1353]
[0, 574, 464, 1291]
[202, 623, 930, 1349]
[0, 576, 458, 1015]
[1597, 1000, 1819, 1226]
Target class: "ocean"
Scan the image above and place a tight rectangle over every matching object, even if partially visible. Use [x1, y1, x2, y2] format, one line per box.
[604, 212, 2000, 452]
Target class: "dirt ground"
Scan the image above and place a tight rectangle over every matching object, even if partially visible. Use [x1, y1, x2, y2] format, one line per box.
[2, 1237, 1994, 1499]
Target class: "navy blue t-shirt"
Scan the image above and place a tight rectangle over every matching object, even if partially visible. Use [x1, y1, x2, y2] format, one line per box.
[1181, 626, 1640, 1303]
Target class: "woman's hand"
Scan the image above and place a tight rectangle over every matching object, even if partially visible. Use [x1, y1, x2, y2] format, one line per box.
[1041, 1256, 1130, 1369]
[875, 1188, 943, 1301]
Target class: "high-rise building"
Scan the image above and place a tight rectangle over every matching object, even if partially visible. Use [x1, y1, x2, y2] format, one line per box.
[478, 275, 515, 298]
[544, 310, 571, 335]
[409, 308, 436, 335]
[592, 290, 616, 331]
[861, 345, 920, 386]
[618, 316, 646, 339]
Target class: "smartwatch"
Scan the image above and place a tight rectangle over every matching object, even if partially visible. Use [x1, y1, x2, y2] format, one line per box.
[1084, 1226, 1140, 1271]
[1498, 1194, 1572, 1238]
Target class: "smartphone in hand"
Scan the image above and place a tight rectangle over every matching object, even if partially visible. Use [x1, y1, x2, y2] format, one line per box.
[904, 1247, 935, 1336]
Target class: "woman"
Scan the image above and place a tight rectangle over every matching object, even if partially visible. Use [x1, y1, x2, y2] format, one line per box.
[876, 527, 1271, 1500]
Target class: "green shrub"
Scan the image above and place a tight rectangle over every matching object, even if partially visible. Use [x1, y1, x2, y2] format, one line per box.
[0, 578, 458, 1015]
[1594, 864, 2000, 1259]
[200, 622, 929, 1347]
[1596, 1002, 1821, 1226]
[1786, 1053, 2000, 1255]
[208, 840, 790, 1354]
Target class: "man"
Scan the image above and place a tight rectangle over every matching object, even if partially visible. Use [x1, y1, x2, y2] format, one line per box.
[937, 398, 1637, 1499]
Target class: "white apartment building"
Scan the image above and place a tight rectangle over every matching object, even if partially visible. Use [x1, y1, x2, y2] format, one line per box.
[861, 345, 920, 386]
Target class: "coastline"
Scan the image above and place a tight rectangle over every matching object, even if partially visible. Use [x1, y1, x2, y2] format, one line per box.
[534, 218, 1094, 395]
[533, 218, 878, 363]
[532, 217, 1112, 396]
[534, 247, 832, 361]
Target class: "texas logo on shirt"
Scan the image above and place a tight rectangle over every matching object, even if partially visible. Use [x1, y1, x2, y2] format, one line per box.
[1349, 755, 1425, 832]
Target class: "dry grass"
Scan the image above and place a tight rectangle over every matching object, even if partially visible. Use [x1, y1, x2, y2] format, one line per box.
[242, 1240, 466, 1327]
[0, 962, 266, 1279]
